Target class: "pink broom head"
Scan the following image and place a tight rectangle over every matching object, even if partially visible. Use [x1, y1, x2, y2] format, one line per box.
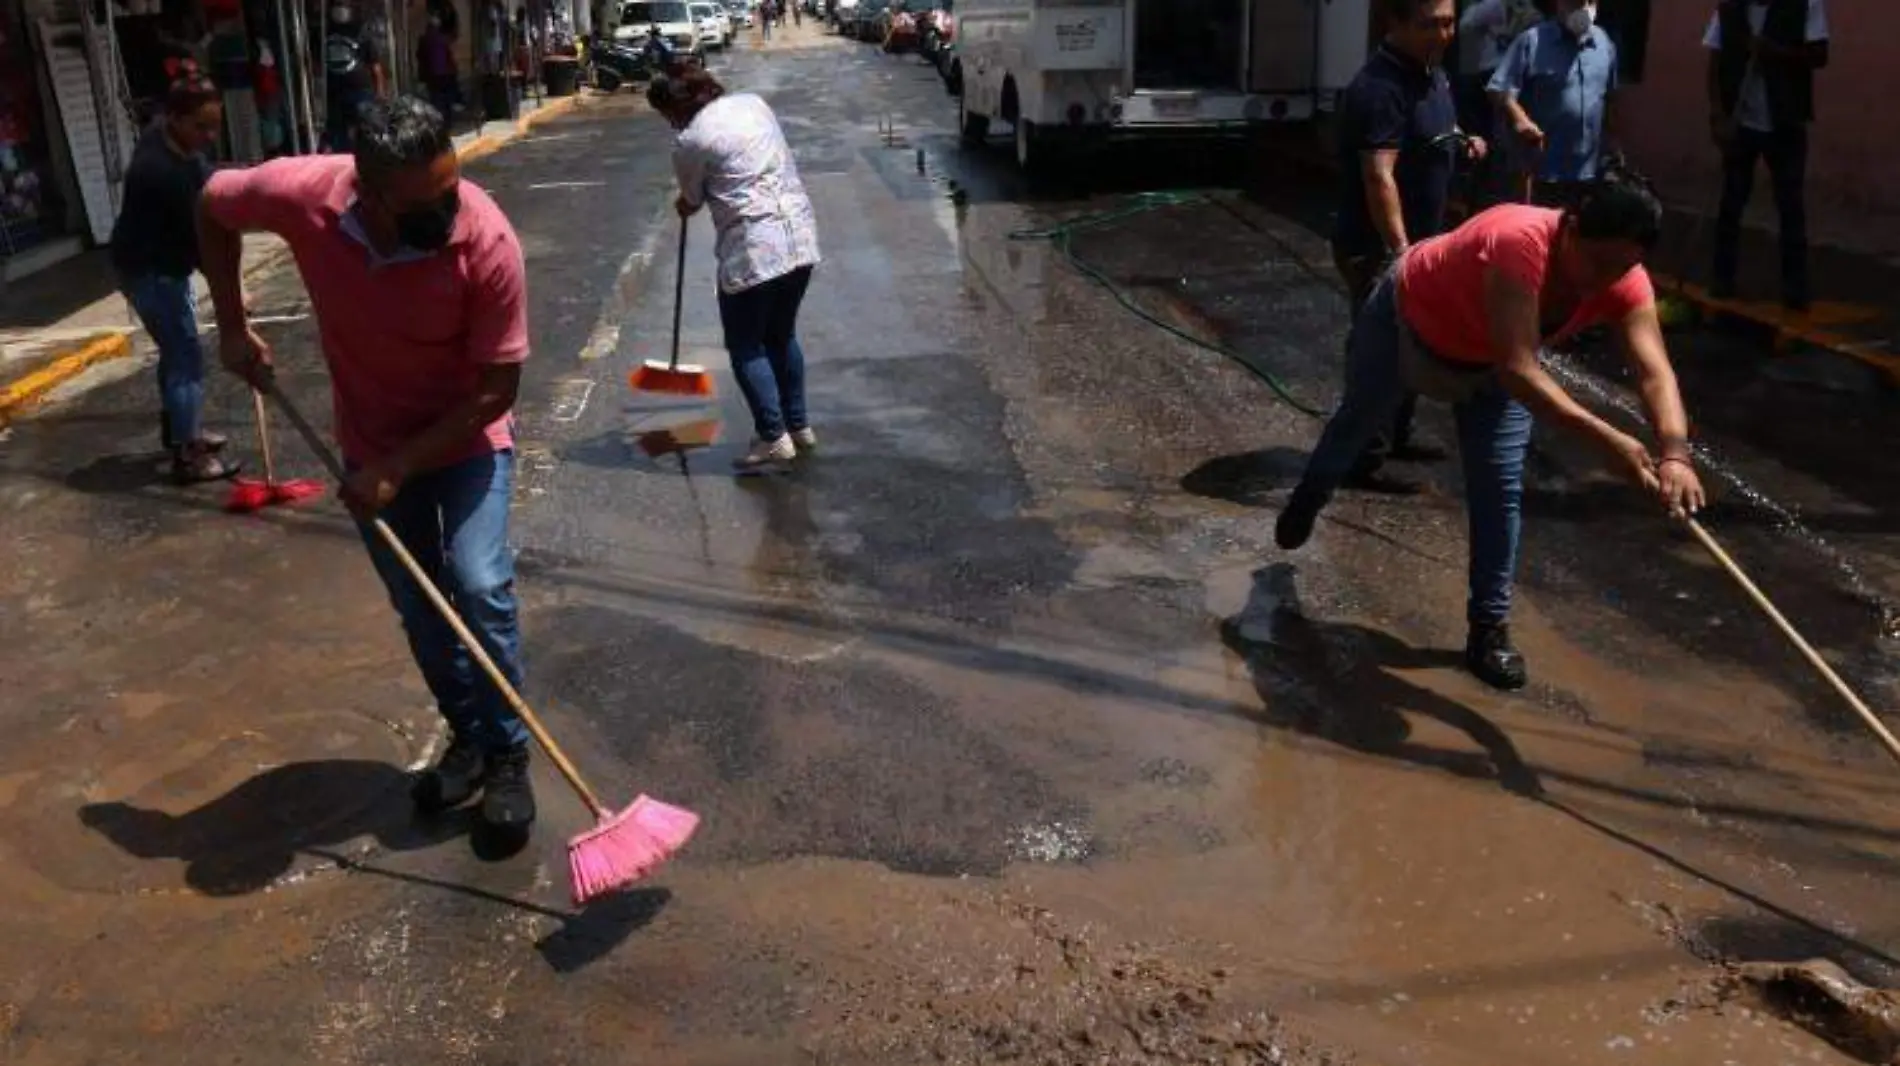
[567, 795, 700, 906]
[224, 478, 275, 513]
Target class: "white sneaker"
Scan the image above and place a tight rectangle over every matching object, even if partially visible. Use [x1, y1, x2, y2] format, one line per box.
[734, 434, 796, 472]
[790, 427, 817, 451]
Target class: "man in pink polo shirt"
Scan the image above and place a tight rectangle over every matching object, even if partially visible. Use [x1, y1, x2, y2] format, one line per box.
[1275, 164, 1706, 692]
[196, 96, 538, 840]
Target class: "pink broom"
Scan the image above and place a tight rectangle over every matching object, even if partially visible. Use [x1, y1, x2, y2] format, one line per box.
[263, 381, 700, 903]
[226, 390, 327, 513]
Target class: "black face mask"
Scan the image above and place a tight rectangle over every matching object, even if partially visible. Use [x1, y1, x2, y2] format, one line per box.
[394, 189, 460, 252]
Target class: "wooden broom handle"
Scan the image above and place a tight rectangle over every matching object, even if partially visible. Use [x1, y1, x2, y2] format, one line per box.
[251, 389, 278, 485]
[1686, 518, 1900, 767]
[669, 218, 687, 371]
[262, 380, 609, 816]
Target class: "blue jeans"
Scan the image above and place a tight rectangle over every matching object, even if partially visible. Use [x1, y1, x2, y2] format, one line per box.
[355, 450, 530, 753]
[122, 273, 203, 449]
[1293, 272, 1535, 628]
[718, 265, 812, 440]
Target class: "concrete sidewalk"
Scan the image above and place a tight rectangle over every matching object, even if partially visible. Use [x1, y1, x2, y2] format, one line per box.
[0, 90, 590, 429]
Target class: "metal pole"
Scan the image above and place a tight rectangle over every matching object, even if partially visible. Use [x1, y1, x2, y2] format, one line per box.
[273, 0, 303, 152]
[293, 0, 320, 151]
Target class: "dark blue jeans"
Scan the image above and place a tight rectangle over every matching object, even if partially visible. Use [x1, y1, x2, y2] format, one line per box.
[355, 449, 529, 753]
[718, 265, 812, 440]
[1293, 271, 1535, 628]
[122, 273, 203, 449]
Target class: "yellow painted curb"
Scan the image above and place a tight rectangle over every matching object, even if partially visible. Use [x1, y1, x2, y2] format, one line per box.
[458, 93, 586, 165]
[0, 332, 133, 427]
[1654, 275, 1900, 385]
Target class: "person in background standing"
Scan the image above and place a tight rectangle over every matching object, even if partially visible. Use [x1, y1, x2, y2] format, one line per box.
[1705, 0, 1828, 312]
[323, 2, 386, 151]
[110, 67, 240, 484]
[1454, 0, 1538, 206]
[649, 69, 821, 472]
[417, 13, 459, 128]
[1331, 0, 1484, 483]
[1489, 0, 1618, 209]
[760, 0, 776, 41]
[199, 96, 540, 837]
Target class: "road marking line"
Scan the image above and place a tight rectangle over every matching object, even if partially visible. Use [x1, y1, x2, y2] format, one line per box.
[528, 180, 606, 190]
[549, 378, 596, 423]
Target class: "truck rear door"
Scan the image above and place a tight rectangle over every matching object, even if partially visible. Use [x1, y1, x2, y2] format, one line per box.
[1248, 0, 1317, 95]
[1132, 0, 1244, 91]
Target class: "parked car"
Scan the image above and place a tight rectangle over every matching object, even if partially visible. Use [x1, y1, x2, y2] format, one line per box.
[723, 0, 753, 27]
[689, 1, 729, 48]
[830, 0, 860, 33]
[615, 0, 702, 58]
[852, 0, 891, 40]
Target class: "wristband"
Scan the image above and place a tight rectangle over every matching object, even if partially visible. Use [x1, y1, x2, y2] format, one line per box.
[1658, 455, 1694, 471]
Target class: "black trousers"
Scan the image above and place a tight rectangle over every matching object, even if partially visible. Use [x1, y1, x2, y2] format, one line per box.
[1715, 124, 1810, 304]
[1334, 246, 1416, 461]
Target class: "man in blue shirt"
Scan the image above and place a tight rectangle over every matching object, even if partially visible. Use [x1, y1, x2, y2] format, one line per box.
[1488, 0, 1618, 208]
[1332, 0, 1483, 478]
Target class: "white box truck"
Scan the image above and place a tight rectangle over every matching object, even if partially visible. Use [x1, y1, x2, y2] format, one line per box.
[953, 0, 1372, 172]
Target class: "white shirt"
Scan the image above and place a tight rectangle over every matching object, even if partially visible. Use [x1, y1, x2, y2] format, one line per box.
[673, 93, 822, 294]
[1702, 0, 1829, 133]
[1458, 0, 1541, 75]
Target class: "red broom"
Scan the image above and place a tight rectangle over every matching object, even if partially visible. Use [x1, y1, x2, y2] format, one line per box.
[226, 390, 327, 513]
[262, 381, 700, 903]
[628, 218, 716, 399]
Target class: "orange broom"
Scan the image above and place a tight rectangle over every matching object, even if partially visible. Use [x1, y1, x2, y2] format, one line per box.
[226, 389, 327, 513]
[628, 218, 715, 398]
[261, 380, 700, 903]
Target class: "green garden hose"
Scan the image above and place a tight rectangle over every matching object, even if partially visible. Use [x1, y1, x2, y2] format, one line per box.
[1007, 192, 1328, 419]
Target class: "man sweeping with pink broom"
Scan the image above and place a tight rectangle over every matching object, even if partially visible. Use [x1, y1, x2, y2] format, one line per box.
[198, 96, 696, 902]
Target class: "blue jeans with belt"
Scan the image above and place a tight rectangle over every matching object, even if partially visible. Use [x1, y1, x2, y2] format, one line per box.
[122, 273, 204, 450]
[718, 265, 813, 441]
[355, 449, 530, 753]
[1293, 271, 1535, 627]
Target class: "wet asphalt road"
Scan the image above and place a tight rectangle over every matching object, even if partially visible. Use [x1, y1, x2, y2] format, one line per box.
[2, 22, 1899, 1066]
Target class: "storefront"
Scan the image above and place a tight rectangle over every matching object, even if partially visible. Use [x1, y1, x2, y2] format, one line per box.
[0, 0, 82, 278]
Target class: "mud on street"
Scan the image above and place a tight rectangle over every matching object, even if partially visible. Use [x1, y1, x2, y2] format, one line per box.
[2, 20, 1899, 1066]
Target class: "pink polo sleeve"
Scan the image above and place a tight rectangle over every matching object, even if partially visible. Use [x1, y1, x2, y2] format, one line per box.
[200, 156, 338, 236]
[463, 199, 530, 367]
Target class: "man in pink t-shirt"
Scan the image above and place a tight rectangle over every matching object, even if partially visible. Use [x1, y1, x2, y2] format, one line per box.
[197, 96, 539, 840]
[1276, 169, 1707, 692]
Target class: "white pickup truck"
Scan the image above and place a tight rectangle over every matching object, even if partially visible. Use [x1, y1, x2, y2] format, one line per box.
[614, 0, 705, 56]
[953, 0, 1373, 172]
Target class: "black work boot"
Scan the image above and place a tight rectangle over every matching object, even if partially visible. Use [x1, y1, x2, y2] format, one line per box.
[1465, 622, 1528, 692]
[413, 734, 487, 812]
[1275, 485, 1325, 551]
[480, 746, 537, 832]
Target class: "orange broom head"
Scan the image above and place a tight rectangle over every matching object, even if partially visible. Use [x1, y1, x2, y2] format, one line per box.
[629, 360, 715, 397]
[567, 795, 700, 906]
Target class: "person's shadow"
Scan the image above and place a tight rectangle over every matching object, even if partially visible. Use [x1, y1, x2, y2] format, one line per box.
[1220, 564, 1543, 798]
[78, 759, 467, 897]
[79, 759, 674, 972]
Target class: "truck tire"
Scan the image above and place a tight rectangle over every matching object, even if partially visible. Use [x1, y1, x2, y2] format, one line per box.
[959, 92, 989, 147]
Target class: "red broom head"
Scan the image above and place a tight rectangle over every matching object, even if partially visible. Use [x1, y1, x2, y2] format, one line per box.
[269, 478, 329, 506]
[567, 795, 700, 905]
[224, 478, 275, 513]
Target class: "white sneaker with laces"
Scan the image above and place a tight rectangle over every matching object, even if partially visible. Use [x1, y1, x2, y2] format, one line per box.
[734, 434, 796, 471]
[791, 427, 817, 451]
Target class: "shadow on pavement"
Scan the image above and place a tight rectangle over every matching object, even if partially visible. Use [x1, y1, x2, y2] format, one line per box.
[302, 846, 673, 974]
[78, 759, 467, 896]
[1219, 563, 1544, 798]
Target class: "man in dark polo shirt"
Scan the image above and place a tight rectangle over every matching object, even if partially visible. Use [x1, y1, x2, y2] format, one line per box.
[1332, 0, 1484, 478]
